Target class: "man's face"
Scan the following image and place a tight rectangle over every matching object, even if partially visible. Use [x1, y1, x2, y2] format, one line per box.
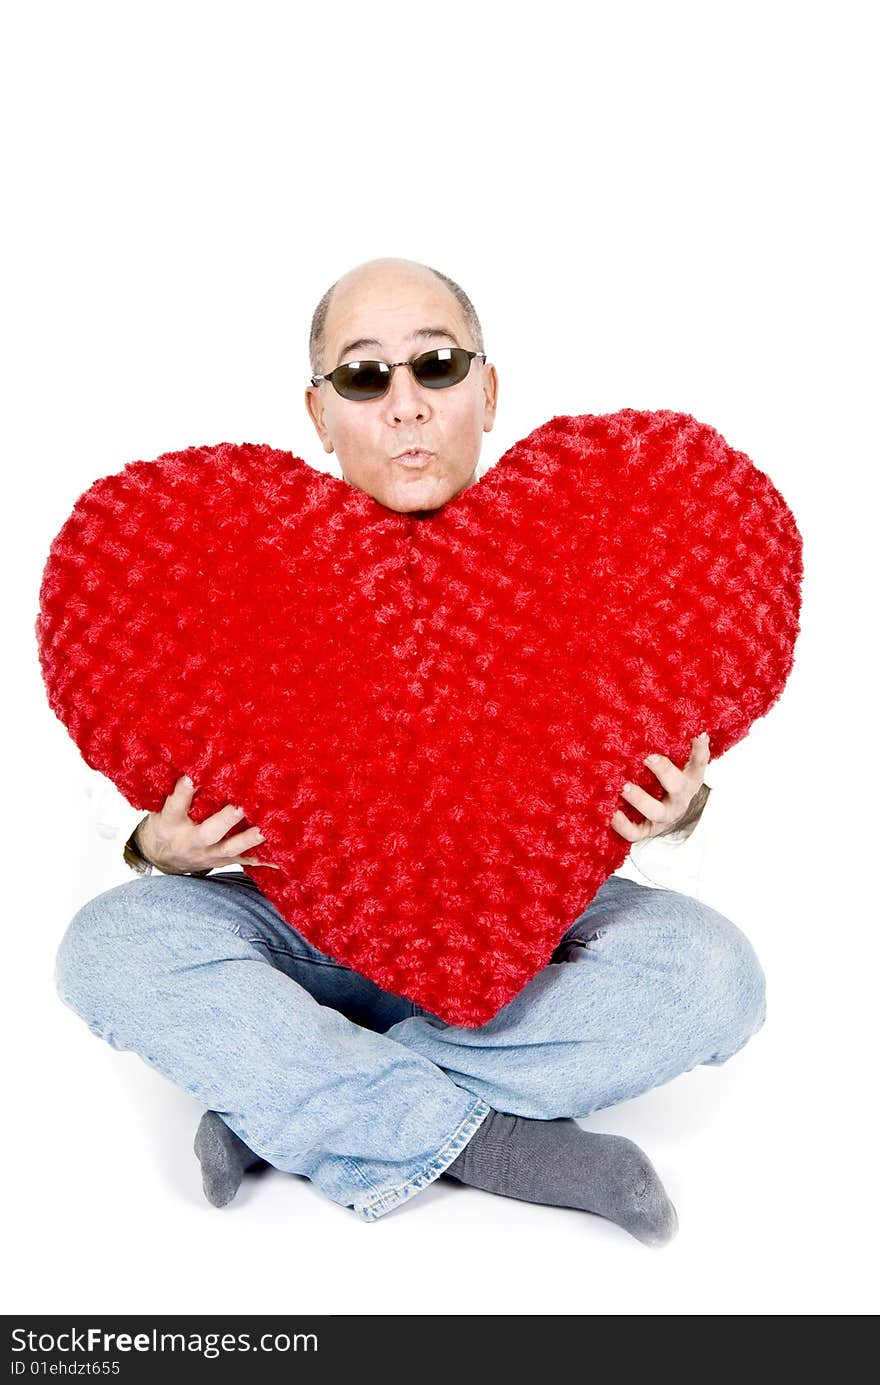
[305, 263, 498, 514]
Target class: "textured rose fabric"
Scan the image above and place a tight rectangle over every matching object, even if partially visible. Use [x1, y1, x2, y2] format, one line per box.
[35, 409, 803, 1026]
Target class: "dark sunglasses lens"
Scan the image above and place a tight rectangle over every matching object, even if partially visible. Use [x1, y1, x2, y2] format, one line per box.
[413, 347, 471, 388]
[332, 361, 389, 400]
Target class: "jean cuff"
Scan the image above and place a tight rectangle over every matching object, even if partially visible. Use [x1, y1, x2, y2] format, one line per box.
[352, 1096, 493, 1223]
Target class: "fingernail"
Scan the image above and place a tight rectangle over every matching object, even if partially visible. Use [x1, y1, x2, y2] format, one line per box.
[254, 833, 265, 843]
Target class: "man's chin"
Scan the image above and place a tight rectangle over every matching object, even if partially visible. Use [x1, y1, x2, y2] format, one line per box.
[380, 478, 455, 515]
[340, 466, 477, 515]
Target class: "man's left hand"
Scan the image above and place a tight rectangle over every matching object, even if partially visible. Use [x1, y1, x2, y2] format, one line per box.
[609, 732, 710, 842]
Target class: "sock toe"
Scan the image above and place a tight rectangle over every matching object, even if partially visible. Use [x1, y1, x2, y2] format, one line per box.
[629, 1199, 679, 1247]
[623, 1154, 680, 1247]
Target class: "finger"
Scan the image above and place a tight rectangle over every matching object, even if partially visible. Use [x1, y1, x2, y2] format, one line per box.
[620, 780, 672, 826]
[685, 732, 711, 770]
[681, 733, 711, 792]
[195, 803, 248, 847]
[228, 857, 281, 869]
[609, 808, 650, 842]
[205, 824, 266, 856]
[162, 774, 197, 823]
[643, 751, 688, 796]
[643, 747, 698, 803]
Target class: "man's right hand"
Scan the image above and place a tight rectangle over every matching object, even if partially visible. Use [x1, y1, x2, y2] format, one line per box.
[134, 775, 281, 875]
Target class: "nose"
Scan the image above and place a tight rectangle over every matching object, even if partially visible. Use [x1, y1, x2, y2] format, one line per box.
[383, 361, 429, 420]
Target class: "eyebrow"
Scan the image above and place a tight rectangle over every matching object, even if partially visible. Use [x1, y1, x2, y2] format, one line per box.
[335, 326, 461, 367]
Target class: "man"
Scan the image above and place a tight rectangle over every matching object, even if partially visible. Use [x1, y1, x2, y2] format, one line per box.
[55, 257, 765, 1247]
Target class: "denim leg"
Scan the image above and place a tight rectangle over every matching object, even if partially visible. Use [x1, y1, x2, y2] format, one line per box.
[54, 871, 491, 1223]
[384, 873, 768, 1121]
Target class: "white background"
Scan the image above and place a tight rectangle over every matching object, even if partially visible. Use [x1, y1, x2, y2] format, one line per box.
[3, 0, 877, 1317]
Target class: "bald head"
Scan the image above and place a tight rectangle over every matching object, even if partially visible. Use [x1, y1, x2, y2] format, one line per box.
[305, 258, 498, 516]
[309, 257, 484, 379]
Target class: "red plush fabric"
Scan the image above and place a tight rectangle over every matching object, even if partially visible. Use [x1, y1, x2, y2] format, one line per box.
[35, 409, 803, 1027]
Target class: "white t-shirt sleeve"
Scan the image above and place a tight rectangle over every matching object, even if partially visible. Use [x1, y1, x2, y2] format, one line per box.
[613, 786, 714, 899]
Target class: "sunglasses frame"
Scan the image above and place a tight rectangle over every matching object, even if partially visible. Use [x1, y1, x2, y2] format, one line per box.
[310, 347, 487, 400]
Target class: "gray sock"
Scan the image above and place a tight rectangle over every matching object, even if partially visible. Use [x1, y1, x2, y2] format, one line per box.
[193, 1110, 267, 1208]
[443, 1109, 679, 1247]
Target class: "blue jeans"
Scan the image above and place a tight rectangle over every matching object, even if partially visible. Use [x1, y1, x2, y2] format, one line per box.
[54, 869, 766, 1222]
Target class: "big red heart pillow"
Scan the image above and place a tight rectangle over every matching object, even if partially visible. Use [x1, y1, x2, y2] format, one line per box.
[35, 409, 803, 1027]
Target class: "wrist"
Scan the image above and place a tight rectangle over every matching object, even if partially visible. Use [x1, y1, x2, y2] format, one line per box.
[133, 817, 152, 857]
[658, 782, 711, 840]
[123, 816, 154, 874]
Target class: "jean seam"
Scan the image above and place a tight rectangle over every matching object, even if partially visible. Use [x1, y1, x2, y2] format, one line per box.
[351, 1096, 494, 1223]
[342, 1155, 381, 1193]
[242, 937, 349, 971]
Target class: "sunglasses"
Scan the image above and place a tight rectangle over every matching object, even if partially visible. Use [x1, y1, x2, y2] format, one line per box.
[310, 346, 486, 401]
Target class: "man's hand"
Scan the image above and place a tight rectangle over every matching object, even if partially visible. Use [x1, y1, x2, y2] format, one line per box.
[610, 732, 710, 843]
[135, 775, 281, 874]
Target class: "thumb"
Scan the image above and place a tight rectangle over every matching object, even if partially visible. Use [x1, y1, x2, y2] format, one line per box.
[163, 773, 196, 821]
